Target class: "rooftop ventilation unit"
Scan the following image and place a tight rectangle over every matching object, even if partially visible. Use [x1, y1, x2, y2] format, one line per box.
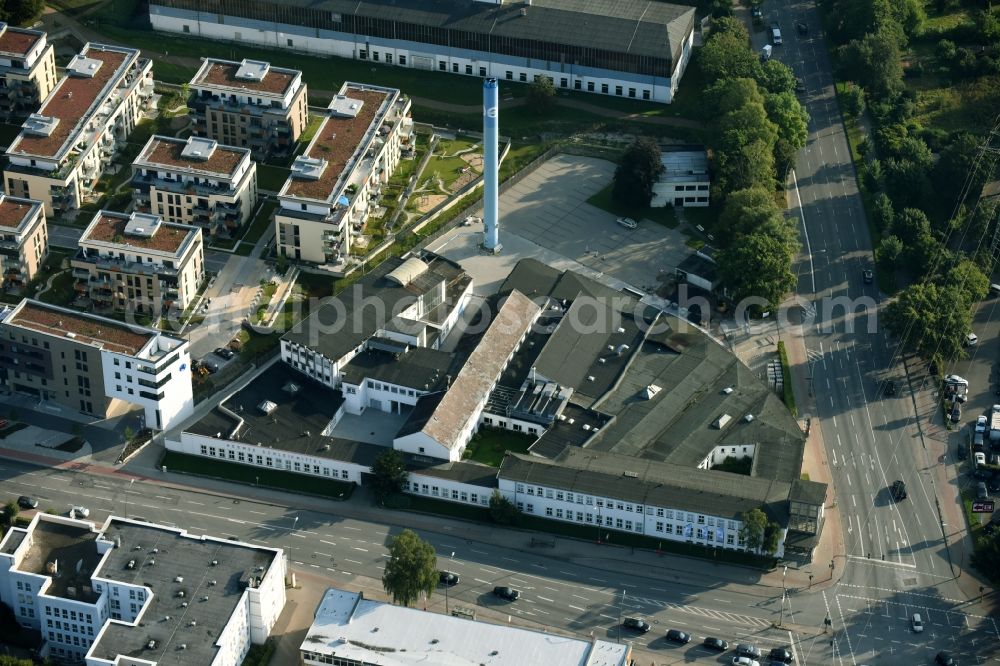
[66, 54, 103, 78]
[291, 155, 328, 180]
[147, 641, 156, 649]
[22, 113, 59, 137]
[234, 58, 270, 82]
[643, 384, 662, 399]
[180, 135, 218, 161]
[722, 387, 734, 394]
[744, 414, 755, 422]
[257, 400, 278, 415]
[174, 576, 184, 583]
[713, 414, 732, 429]
[127, 559, 136, 569]
[328, 94, 365, 118]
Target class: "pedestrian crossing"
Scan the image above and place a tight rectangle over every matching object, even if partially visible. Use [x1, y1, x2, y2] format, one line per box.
[629, 594, 773, 628]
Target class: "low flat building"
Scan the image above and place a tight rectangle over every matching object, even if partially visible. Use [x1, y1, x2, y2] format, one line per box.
[71, 210, 204, 316]
[274, 82, 413, 269]
[651, 148, 710, 208]
[3, 43, 153, 218]
[188, 57, 307, 161]
[0, 513, 285, 666]
[132, 135, 257, 238]
[0, 298, 194, 429]
[300, 587, 630, 666]
[0, 193, 48, 291]
[0, 22, 57, 124]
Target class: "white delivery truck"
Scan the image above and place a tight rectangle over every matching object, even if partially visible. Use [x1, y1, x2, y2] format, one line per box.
[991, 404, 1000, 442]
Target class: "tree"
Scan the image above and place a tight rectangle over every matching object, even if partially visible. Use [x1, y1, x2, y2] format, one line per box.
[873, 192, 895, 232]
[765, 92, 810, 168]
[717, 188, 795, 248]
[875, 235, 904, 269]
[862, 159, 884, 192]
[758, 60, 797, 95]
[838, 31, 905, 99]
[488, 490, 521, 525]
[739, 508, 768, 552]
[700, 31, 762, 81]
[762, 520, 782, 556]
[612, 137, 664, 207]
[842, 83, 866, 119]
[936, 39, 957, 65]
[705, 77, 764, 118]
[0, 655, 34, 666]
[0, 0, 43, 25]
[1, 501, 18, 525]
[710, 16, 748, 41]
[123, 426, 135, 443]
[948, 258, 989, 303]
[370, 450, 407, 501]
[932, 132, 992, 207]
[717, 231, 798, 311]
[884, 282, 972, 363]
[381, 529, 438, 607]
[526, 77, 556, 114]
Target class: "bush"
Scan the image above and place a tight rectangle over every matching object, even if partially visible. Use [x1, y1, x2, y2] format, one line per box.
[240, 639, 276, 666]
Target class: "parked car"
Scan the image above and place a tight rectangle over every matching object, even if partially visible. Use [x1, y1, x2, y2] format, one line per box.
[438, 571, 459, 586]
[70, 506, 90, 519]
[17, 496, 38, 509]
[951, 402, 962, 423]
[965, 332, 979, 346]
[974, 432, 986, 452]
[737, 644, 763, 659]
[751, 5, 763, 19]
[769, 647, 794, 662]
[664, 628, 690, 644]
[976, 415, 989, 433]
[204, 361, 220, 374]
[703, 637, 728, 651]
[862, 269, 874, 284]
[975, 451, 987, 468]
[891, 480, 907, 501]
[761, 44, 773, 62]
[977, 482, 988, 500]
[492, 586, 520, 601]
[911, 613, 924, 633]
[732, 658, 760, 666]
[213, 347, 235, 360]
[935, 651, 958, 665]
[622, 617, 650, 633]
[796, 21, 808, 35]
[771, 23, 783, 44]
[616, 216, 638, 230]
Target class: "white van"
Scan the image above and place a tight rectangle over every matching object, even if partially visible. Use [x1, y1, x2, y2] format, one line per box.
[965, 332, 979, 346]
[771, 24, 783, 45]
[760, 44, 773, 61]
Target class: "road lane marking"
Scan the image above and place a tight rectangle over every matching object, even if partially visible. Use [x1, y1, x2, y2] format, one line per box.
[352, 547, 368, 552]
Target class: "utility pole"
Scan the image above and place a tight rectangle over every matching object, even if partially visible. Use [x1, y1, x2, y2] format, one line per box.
[123, 478, 135, 518]
[778, 566, 788, 627]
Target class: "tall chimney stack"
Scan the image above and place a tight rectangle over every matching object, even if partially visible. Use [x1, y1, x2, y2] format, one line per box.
[482, 78, 501, 253]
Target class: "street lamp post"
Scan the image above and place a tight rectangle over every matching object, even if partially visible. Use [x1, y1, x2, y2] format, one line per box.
[778, 565, 788, 627]
[445, 551, 455, 615]
[124, 478, 135, 518]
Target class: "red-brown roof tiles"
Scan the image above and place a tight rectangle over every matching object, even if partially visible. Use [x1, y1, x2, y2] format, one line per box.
[11, 47, 130, 159]
[195, 61, 296, 96]
[284, 89, 388, 201]
[0, 197, 38, 232]
[83, 214, 192, 255]
[0, 27, 41, 58]
[139, 137, 244, 177]
[11, 302, 153, 356]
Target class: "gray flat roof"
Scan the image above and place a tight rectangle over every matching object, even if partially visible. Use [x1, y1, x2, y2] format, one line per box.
[90, 519, 279, 666]
[341, 345, 453, 392]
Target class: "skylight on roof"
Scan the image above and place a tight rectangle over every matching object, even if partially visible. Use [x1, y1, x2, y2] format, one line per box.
[235, 58, 270, 82]
[66, 54, 103, 78]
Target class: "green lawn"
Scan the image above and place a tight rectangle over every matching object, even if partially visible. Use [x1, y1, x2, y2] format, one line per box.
[463, 428, 535, 467]
[299, 114, 324, 144]
[37, 270, 76, 307]
[161, 451, 354, 500]
[586, 184, 678, 229]
[242, 199, 278, 245]
[257, 165, 291, 192]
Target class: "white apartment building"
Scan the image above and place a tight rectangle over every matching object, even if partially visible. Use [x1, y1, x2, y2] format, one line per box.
[0, 22, 57, 124]
[651, 149, 711, 208]
[188, 57, 308, 161]
[2, 43, 153, 218]
[0, 298, 194, 429]
[132, 135, 258, 238]
[0, 513, 285, 666]
[275, 82, 413, 270]
[0, 192, 48, 291]
[149, 0, 696, 105]
[71, 210, 205, 315]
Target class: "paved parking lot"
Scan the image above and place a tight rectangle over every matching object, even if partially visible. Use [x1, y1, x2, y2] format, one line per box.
[428, 154, 691, 296]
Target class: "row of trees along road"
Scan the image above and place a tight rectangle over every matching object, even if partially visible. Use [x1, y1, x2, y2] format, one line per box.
[612, 17, 810, 313]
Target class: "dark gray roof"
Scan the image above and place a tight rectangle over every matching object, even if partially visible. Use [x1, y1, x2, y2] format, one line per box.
[500, 450, 792, 523]
[91, 519, 278, 666]
[341, 345, 454, 392]
[0, 527, 26, 555]
[790, 478, 828, 506]
[282, 253, 469, 363]
[186, 362, 383, 467]
[528, 403, 611, 458]
[677, 254, 718, 281]
[395, 392, 447, 440]
[407, 459, 498, 488]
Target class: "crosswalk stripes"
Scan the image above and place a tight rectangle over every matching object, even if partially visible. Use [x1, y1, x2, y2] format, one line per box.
[807, 349, 824, 363]
[628, 595, 772, 628]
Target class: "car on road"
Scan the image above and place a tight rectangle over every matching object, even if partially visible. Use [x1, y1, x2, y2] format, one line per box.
[664, 629, 690, 644]
[935, 651, 958, 665]
[616, 217, 638, 230]
[438, 571, 459, 586]
[203, 360, 220, 374]
[771, 23, 783, 44]
[70, 506, 90, 519]
[737, 644, 763, 659]
[795, 77, 806, 94]
[17, 496, 38, 509]
[703, 637, 728, 651]
[213, 347, 235, 360]
[732, 658, 759, 666]
[769, 647, 794, 662]
[891, 480, 907, 501]
[862, 269, 874, 284]
[911, 612, 924, 632]
[977, 481, 988, 500]
[492, 586, 520, 601]
[965, 332, 979, 346]
[622, 617, 650, 633]
[462, 216, 481, 226]
[751, 5, 763, 19]
[976, 415, 988, 433]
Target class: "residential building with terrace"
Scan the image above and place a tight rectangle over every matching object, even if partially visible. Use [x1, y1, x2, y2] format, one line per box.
[132, 135, 257, 239]
[187, 57, 308, 161]
[149, 0, 696, 104]
[274, 81, 413, 270]
[0, 193, 48, 292]
[0, 513, 286, 666]
[0, 22, 57, 125]
[2, 43, 153, 218]
[71, 210, 204, 316]
[0, 298, 194, 429]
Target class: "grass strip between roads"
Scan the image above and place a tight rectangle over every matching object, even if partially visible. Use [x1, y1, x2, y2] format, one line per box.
[160, 451, 354, 500]
[390, 494, 776, 569]
[777, 341, 797, 417]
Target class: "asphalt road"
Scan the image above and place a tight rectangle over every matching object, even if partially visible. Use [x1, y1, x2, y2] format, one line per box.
[772, 0, 1000, 663]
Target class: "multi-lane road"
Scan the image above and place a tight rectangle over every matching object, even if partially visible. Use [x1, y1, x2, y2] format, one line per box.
[779, 0, 1000, 663]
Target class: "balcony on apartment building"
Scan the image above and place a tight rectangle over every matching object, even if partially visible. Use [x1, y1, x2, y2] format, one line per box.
[133, 172, 236, 199]
[75, 251, 180, 279]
